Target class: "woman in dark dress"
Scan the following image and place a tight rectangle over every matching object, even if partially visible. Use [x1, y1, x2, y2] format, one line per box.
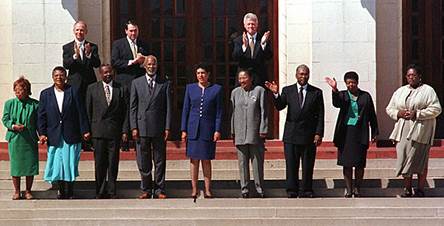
[325, 72, 378, 197]
[181, 63, 223, 200]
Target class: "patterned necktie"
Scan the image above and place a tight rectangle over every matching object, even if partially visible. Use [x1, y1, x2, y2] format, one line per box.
[105, 85, 111, 106]
[148, 78, 153, 93]
[249, 37, 255, 58]
[131, 41, 137, 59]
[298, 86, 304, 107]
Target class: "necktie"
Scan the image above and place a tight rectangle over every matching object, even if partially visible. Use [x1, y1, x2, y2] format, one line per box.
[298, 86, 304, 107]
[105, 85, 111, 106]
[79, 43, 84, 60]
[148, 78, 153, 93]
[131, 41, 137, 59]
[249, 37, 255, 58]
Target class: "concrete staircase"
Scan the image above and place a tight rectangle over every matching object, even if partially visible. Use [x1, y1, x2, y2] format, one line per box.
[1, 158, 444, 225]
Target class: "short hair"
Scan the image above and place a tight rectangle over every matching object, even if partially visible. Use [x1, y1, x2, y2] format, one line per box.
[406, 64, 422, 76]
[296, 64, 310, 74]
[144, 55, 158, 65]
[238, 68, 252, 77]
[194, 63, 211, 74]
[99, 64, 113, 73]
[343, 71, 359, 83]
[73, 20, 87, 29]
[52, 66, 67, 76]
[243, 13, 258, 24]
[125, 20, 138, 30]
[13, 76, 32, 96]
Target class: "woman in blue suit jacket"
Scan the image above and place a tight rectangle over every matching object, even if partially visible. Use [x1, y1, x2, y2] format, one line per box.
[38, 66, 90, 199]
[181, 63, 223, 200]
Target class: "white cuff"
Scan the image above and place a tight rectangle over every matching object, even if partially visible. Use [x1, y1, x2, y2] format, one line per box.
[242, 45, 247, 52]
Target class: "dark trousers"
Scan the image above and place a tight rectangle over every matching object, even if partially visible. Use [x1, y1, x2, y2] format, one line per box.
[92, 138, 120, 196]
[284, 142, 317, 195]
[136, 136, 166, 195]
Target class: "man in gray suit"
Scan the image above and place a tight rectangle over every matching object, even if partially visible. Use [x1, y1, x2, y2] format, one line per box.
[130, 55, 171, 199]
[231, 69, 268, 198]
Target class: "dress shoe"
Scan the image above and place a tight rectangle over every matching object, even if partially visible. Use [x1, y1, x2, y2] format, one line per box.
[241, 193, 249, 199]
[155, 193, 167, 199]
[300, 191, 314, 198]
[138, 192, 151, 199]
[413, 188, 425, 197]
[344, 189, 353, 198]
[204, 192, 213, 199]
[353, 188, 361, 198]
[257, 193, 265, 198]
[24, 191, 33, 200]
[400, 187, 413, 198]
[12, 193, 21, 200]
[287, 193, 298, 198]
[109, 194, 119, 199]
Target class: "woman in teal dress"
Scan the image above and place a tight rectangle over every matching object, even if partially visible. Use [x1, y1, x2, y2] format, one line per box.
[2, 76, 39, 200]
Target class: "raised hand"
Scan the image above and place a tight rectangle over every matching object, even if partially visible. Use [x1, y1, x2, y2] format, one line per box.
[324, 77, 337, 91]
[264, 81, 279, 94]
[84, 43, 91, 56]
[242, 32, 248, 47]
[261, 31, 271, 44]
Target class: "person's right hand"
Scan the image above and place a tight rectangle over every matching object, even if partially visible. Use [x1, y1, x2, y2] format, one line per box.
[135, 54, 145, 64]
[39, 135, 47, 145]
[132, 129, 139, 141]
[74, 44, 81, 59]
[12, 124, 24, 132]
[324, 77, 338, 92]
[181, 131, 187, 142]
[264, 81, 279, 94]
[242, 32, 248, 48]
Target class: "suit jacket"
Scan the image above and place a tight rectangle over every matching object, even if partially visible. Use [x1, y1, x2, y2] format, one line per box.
[231, 85, 267, 145]
[85, 81, 129, 139]
[37, 84, 90, 146]
[181, 83, 223, 141]
[129, 75, 171, 137]
[63, 40, 101, 93]
[274, 83, 324, 144]
[332, 90, 379, 149]
[111, 37, 150, 81]
[232, 32, 272, 86]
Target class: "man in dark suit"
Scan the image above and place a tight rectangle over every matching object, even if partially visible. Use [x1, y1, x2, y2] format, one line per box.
[232, 13, 272, 86]
[265, 64, 324, 198]
[130, 55, 171, 199]
[85, 64, 129, 199]
[112, 20, 150, 88]
[63, 20, 101, 101]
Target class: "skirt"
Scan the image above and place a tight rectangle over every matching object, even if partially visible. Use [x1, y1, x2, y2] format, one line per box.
[44, 137, 81, 183]
[395, 121, 430, 177]
[337, 125, 368, 168]
[8, 134, 39, 177]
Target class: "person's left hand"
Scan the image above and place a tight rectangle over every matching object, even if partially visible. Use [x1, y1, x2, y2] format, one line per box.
[164, 130, 170, 141]
[84, 43, 91, 56]
[213, 132, 221, 142]
[121, 133, 128, 143]
[313, 134, 322, 146]
[261, 31, 271, 44]
[83, 132, 91, 141]
[259, 133, 267, 139]
[405, 110, 417, 121]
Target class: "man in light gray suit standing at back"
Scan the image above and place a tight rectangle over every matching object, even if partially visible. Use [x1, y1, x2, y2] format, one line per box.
[231, 69, 268, 198]
[130, 55, 171, 199]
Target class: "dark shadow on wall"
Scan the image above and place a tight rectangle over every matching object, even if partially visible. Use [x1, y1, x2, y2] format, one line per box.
[61, 0, 78, 19]
[361, 0, 376, 20]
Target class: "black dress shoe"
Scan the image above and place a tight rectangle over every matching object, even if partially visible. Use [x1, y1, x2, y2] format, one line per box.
[300, 191, 314, 198]
[400, 188, 413, 198]
[258, 193, 265, 198]
[241, 193, 249, 199]
[414, 189, 425, 197]
[287, 193, 298, 198]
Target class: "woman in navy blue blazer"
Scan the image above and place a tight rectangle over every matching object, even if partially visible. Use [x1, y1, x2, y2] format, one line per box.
[181, 63, 223, 200]
[38, 66, 90, 199]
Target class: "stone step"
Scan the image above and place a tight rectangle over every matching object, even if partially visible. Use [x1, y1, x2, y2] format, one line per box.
[1, 218, 444, 226]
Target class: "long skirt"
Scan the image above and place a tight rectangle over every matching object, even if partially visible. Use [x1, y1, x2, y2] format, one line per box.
[44, 137, 81, 183]
[395, 121, 430, 177]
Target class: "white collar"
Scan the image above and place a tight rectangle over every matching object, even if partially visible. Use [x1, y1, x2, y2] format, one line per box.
[127, 36, 137, 44]
[102, 81, 113, 88]
[297, 83, 307, 90]
[247, 33, 257, 41]
[146, 74, 157, 82]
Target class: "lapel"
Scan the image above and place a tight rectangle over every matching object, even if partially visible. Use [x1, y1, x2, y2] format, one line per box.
[302, 85, 315, 111]
[145, 75, 161, 109]
[61, 86, 72, 119]
[109, 82, 120, 108]
[123, 38, 132, 59]
[49, 86, 62, 116]
[96, 82, 109, 109]
[252, 33, 262, 58]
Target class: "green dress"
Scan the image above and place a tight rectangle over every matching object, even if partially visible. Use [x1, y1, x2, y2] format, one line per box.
[2, 97, 39, 176]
